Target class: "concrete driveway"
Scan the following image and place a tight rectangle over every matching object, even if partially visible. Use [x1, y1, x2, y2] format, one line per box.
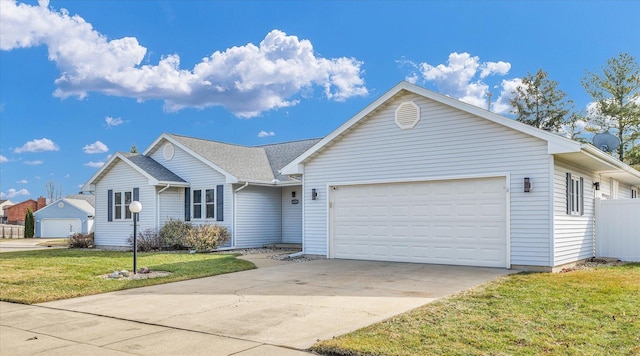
[0, 238, 66, 253]
[35, 258, 515, 351]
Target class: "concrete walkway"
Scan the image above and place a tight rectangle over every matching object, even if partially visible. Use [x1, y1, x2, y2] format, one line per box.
[1, 255, 516, 355]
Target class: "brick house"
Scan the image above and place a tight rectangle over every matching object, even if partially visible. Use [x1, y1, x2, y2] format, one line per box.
[3, 197, 47, 225]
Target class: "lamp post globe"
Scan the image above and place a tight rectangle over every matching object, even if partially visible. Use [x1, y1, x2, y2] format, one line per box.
[130, 201, 142, 274]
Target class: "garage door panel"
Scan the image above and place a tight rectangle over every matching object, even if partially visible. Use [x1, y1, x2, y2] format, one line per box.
[331, 177, 507, 267]
[42, 218, 82, 238]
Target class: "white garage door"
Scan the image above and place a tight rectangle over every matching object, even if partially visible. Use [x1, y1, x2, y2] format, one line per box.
[330, 177, 508, 267]
[41, 219, 82, 238]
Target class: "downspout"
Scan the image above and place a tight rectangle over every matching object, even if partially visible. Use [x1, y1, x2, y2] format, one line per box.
[233, 182, 250, 248]
[156, 184, 171, 229]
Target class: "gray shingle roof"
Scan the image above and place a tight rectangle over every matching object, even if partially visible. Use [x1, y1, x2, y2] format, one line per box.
[125, 154, 187, 183]
[65, 194, 95, 207]
[166, 134, 321, 183]
[261, 139, 322, 181]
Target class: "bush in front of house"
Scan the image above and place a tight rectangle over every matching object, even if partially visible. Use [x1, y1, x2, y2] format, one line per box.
[68, 232, 94, 248]
[159, 218, 192, 250]
[184, 224, 230, 253]
[128, 228, 162, 252]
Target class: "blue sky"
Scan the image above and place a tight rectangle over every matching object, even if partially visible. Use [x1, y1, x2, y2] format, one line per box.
[1, 0, 639, 201]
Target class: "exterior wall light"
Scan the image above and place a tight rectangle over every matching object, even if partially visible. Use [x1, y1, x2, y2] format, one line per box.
[524, 178, 531, 193]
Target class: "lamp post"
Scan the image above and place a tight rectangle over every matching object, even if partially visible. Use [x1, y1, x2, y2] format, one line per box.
[129, 201, 142, 274]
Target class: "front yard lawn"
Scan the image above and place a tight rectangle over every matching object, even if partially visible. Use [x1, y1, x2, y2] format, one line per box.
[0, 249, 255, 304]
[313, 263, 640, 355]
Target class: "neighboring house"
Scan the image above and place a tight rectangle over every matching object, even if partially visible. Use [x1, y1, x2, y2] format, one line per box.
[281, 81, 640, 271]
[3, 197, 47, 225]
[82, 136, 321, 249]
[83, 81, 640, 270]
[34, 194, 95, 238]
[0, 200, 15, 224]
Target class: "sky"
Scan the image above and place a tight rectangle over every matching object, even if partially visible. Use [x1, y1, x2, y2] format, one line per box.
[1, 0, 639, 202]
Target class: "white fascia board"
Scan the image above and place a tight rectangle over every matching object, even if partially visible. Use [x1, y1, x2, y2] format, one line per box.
[281, 83, 408, 173]
[152, 133, 239, 183]
[81, 153, 124, 191]
[582, 144, 640, 181]
[156, 181, 190, 187]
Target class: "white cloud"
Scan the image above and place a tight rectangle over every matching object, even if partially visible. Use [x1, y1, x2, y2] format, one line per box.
[105, 116, 123, 128]
[85, 161, 105, 168]
[64, 173, 70, 178]
[0, 188, 30, 199]
[0, 154, 7, 163]
[0, 1, 367, 117]
[404, 52, 516, 114]
[14, 138, 59, 153]
[258, 130, 275, 137]
[492, 78, 521, 114]
[83, 140, 108, 154]
[17, 179, 28, 184]
[24, 160, 43, 165]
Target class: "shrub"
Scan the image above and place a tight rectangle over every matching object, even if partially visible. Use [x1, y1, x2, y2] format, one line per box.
[184, 224, 230, 253]
[68, 232, 94, 248]
[159, 218, 192, 250]
[128, 228, 162, 252]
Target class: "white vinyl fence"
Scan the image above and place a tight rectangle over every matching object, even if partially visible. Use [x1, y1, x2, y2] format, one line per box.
[595, 198, 640, 262]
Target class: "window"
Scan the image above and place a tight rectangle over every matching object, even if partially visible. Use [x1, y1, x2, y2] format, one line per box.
[114, 192, 122, 219]
[193, 189, 202, 219]
[566, 173, 584, 215]
[185, 185, 223, 222]
[206, 189, 215, 218]
[125, 192, 132, 219]
[632, 187, 638, 199]
[107, 188, 138, 222]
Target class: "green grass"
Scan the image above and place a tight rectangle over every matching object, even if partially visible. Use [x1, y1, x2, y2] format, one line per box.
[312, 264, 640, 356]
[0, 249, 255, 304]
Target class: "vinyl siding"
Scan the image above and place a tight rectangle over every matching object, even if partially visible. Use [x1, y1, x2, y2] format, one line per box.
[235, 185, 282, 247]
[553, 159, 595, 265]
[302, 92, 553, 266]
[281, 186, 303, 243]
[158, 186, 182, 226]
[149, 142, 233, 233]
[94, 161, 155, 248]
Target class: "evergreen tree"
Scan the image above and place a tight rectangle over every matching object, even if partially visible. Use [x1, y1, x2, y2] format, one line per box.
[581, 52, 640, 162]
[510, 69, 576, 133]
[24, 207, 34, 238]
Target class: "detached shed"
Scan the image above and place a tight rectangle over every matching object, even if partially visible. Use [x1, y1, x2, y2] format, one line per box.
[35, 196, 95, 238]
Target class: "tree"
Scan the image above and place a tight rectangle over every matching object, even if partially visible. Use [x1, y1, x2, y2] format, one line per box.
[24, 207, 34, 238]
[581, 52, 640, 162]
[130, 145, 138, 153]
[510, 69, 577, 133]
[45, 180, 62, 204]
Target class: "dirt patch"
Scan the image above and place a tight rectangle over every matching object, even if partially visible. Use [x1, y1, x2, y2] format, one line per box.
[559, 257, 627, 273]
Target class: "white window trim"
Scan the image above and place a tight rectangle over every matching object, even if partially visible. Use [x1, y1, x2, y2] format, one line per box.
[113, 190, 133, 220]
[566, 173, 584, 216]
[191, 188, 216, 220]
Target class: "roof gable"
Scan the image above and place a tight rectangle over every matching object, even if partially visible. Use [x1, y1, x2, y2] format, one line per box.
[282, 81, 581, 175]
[82, 152, 187, 191]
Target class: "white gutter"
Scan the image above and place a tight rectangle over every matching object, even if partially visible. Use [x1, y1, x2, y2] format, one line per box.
[156, 184, 172, 229]
[232, 182, 250, 248]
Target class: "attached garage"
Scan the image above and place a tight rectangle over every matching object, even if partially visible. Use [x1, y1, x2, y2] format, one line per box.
[41, 218, 82, 238]
[329, 177, 508, 267]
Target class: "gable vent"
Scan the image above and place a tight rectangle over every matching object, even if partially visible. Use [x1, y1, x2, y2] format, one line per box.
[395, 101, 420, 129]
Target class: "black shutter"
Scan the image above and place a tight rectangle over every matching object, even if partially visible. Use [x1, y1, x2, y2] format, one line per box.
[566, 173, 571, 215]
[184, 187, 191, 221]
[107, 189, 113, 222]
[580, 177, 584, 215]
[216, 185, 224, 221]
[133, 187, 139, 221]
